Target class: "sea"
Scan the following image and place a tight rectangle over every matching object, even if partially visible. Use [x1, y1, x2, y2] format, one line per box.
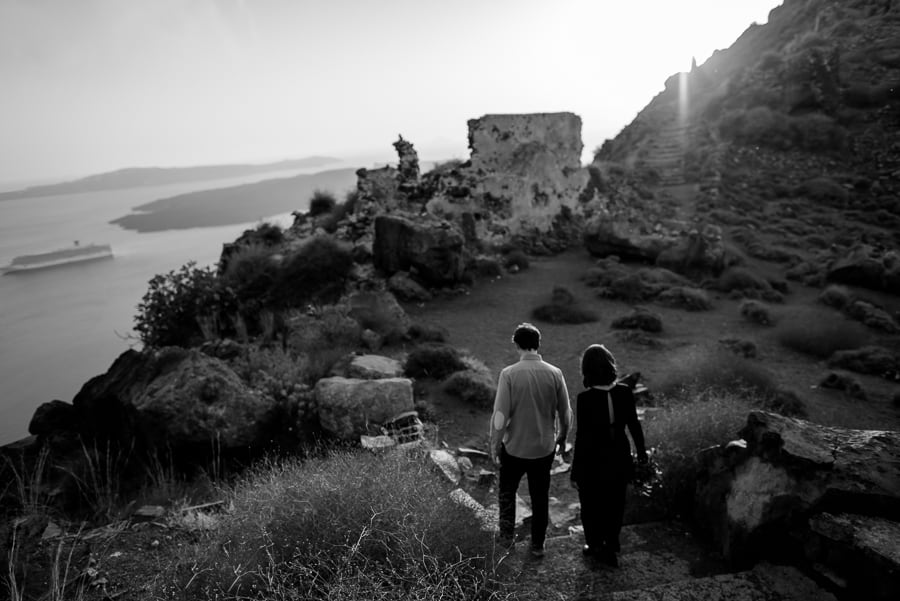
[0, 166, 356, 445]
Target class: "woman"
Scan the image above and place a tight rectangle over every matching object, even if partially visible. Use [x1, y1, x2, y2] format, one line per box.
[571, 344, 647, 567]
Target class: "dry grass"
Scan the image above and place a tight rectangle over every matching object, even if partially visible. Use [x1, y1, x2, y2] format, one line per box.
[774, 306, 871, 358]
[153, 449, 509, 600]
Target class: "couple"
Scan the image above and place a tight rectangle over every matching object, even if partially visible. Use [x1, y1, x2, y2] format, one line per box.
[489, 322, 648, 566]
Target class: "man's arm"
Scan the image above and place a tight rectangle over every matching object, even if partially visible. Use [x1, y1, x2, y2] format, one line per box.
[489, 369, 511, 465]
[555, 370, 572, 454]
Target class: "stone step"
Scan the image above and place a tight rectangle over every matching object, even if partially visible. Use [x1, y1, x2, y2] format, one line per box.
[500, 522, 837, 601]
[501, 521, 731, 599]
[605, 564, 837, 601]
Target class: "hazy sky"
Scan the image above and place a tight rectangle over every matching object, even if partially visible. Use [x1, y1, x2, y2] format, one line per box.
[0, 0, 781, 183]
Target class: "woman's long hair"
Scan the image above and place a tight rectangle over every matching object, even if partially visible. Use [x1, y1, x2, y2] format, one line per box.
[581, 344, 618, 387]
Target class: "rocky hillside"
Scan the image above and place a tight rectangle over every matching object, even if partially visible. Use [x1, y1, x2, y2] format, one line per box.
[596, 0, 900, 294]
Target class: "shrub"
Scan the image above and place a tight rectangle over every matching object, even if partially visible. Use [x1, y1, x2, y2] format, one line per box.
[156, 450, 503, 600]
[718, 337, 758, 359]
[795, 177, 850, 205]
[531, 287, 598, 324]
[503, 249, 530, 271]
[654, 348, 778, 400]
[790, 113, 847, 151]
[405, 345, 468, 380]
[642, 391, 753, 518]
[774, 307, 870, 358]
[288, 305, 362, 384]
[219, 244, 281, 308]
[408, 323, 448, 343]
[817, 284, 851, 310]
[135, 262, 235, 348]
[718, 267, 772, 295]
[346, 291, 410, 343]
[740, 299, 774, 326]
[610, 307, 662, 332]
[443, 369, 496, 409]
[270, 235, 353, 308]
[763, 389, 807, 418]
[820, 372, 867, 400]
[827, 346, 900, 380]
[308, 189, 337, 217]
[656, 286, 712, 311]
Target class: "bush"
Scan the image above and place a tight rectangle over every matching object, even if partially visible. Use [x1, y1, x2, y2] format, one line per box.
[408, 323, 448, 343]
[654, 349, 778, 400]
[740, 299, 774, 326]
[656, 287, 712, 311]
[610, 307, 662, 332]
[135, 262, 235, 348]
[531, 287, 598, 324]
[827, 346, 900, 380]
[219, 244, 281, 308]
[405, 345, 468, 380]
[642, 392, 754, 518]
[774, 307, 870, 358]
[763, 389, 807, 418]
[718, 267, 772, 295]
[271, 236, 353, 308]
[443, 369, 496, 409]
[795, 177, 850, 205]
[503, 249, 530, 271]
[156, 450, 503, 600]
[308, 189, 337, 217]
[288, 305, 362, 384]
[718, 337, 758, 359]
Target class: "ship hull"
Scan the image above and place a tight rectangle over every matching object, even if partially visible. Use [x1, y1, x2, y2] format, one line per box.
[2, 246, 114, 275]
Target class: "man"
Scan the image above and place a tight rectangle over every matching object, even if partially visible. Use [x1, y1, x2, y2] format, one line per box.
[490, 322, 572, 558]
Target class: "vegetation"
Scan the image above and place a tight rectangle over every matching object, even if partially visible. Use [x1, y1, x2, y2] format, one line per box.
[270, 235, 354, 308]
[443, 356, 496, 409]
[308, 189, 337, 217]
[531, 287, 598, 325]
[718, 106, 847, 152]
[653, 349, 779, 400]
[153, 450, 505, 600]
[774, 307, 870, 358]
[135, 262, 236, 348]
[405, 345, 469, 380]
[739, 299, 774, 326]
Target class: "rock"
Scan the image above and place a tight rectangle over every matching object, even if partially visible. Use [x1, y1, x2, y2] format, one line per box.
[373, 214, 466, 287]
[695, 411, 900, 579]
[806, 512, 900, 601]
[583, 217, 670, 261]
[656, 225, 732, 278]
[133, 505, 166, 521]
[610, 307, 663, 332]
[845, 300, 899, 333]
[827, 245, 888, 292]
[392, 135, 420, 184]
[68, 348, 281, 457]
[41, 521, 63, 540]
[28, 400, 78, 436]
[360, 435, 396, 451]
[387, 271, 432, 302]
[456, 456, 474, 475]
[819, 372, 867, 400]
[314, 377, 414, 441]
[347, 355, 404, 380]
[449, 488, 497, 532]
[199, 338, 244, 360]
[429, 449, 461, 484]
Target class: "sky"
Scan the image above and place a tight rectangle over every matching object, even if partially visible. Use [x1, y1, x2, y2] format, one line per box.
[0, 0, 782, 183]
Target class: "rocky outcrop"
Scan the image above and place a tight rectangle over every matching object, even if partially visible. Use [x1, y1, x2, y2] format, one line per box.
[346, 355, 404, 380]
[314, 377, 414, 441]
[372, 214, 466, 286]
[695, 411, 900, 600]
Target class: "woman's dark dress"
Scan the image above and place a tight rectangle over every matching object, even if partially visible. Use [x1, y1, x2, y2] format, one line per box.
[571, 383, 646, 553]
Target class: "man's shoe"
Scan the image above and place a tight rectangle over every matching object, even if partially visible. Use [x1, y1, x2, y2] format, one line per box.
[530, 544, 545, 558]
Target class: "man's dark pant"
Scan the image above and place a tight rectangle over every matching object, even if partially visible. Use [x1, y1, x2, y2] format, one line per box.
[498, 446, 555, 547]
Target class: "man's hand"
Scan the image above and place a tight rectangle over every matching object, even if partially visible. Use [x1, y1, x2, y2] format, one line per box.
[554, 437, 567, 456]
[491, 448, 502, 467]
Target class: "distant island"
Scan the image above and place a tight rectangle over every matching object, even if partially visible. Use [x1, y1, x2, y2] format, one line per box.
[0, 156, 342, 201]
[109, 167, 359, 232]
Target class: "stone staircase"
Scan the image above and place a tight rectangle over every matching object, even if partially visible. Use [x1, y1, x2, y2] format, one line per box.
[497, 521, 837, 601]
[639, 123, 697, 187]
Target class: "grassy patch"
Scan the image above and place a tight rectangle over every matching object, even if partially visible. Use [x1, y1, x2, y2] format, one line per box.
[653, 349, 778, 400]
[154, 450, 505, 600]
[774, 307, 870, 358]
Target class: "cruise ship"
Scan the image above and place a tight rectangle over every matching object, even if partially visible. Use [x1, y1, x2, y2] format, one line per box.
[2, 241, 114, 274]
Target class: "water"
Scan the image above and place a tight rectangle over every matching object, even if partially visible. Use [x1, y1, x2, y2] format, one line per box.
[0, 167, 355, 445]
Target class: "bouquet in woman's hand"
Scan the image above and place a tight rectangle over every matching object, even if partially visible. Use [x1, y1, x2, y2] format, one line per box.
[631, 448, 662, 498]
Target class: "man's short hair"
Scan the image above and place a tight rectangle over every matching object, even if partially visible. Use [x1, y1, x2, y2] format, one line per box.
[512, 322, 541, 351]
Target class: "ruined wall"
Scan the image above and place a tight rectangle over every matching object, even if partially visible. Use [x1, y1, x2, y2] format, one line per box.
[427, 113, 588, 241]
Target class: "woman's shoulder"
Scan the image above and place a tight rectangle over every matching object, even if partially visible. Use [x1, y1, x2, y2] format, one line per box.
[611, 382, 635, 398]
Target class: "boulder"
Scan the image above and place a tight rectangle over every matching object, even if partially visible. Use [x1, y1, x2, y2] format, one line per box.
[656, 225, 733, 278]
[346, 289, 411, 339]
[387, 271, 432, 302]
[28, 400, 78, 437]
[347, 355, 404, 380]
[68, 348, 281, 455]
[827, 245, 888, 292]
[583, 216, 670, 261]
[314, 377, 414, 441]
[695, 411, 900, 599]
[373, 214, 466, 287]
